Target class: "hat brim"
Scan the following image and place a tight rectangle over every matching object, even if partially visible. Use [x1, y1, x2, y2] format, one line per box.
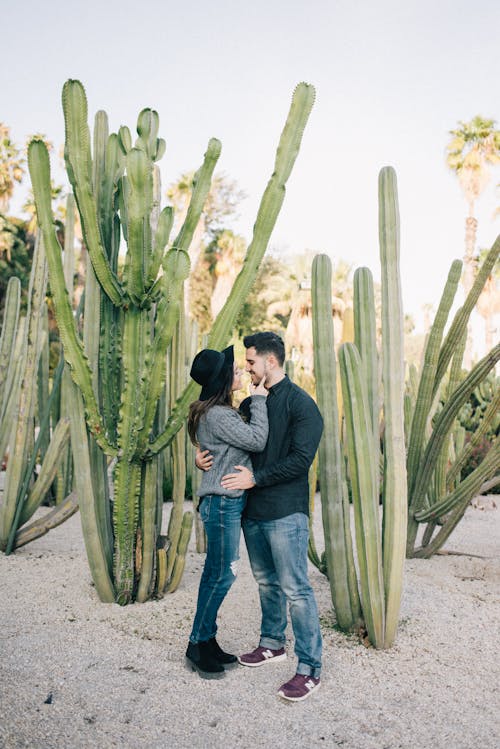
[199, 345, 234, 401]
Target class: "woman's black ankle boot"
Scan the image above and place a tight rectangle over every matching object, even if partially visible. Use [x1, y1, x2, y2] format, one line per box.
[186, 641, 225, 677]
[208, 637, 238, 664]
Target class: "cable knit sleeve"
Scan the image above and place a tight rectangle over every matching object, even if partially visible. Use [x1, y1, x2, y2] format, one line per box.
[206, 396, 268, 452]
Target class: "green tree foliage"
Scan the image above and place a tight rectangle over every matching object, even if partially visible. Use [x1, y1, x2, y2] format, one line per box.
[236, 253, 296, 336]
[0, 215, 34, 324]
[0, 124, 24, 213]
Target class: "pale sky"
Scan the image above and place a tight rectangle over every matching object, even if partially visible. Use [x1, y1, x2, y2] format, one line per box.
[2, 0, 499, 333]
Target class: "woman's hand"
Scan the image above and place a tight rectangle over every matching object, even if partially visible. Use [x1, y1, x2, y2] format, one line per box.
[196, 448, 213, 471]
[250, 376, 268, 397]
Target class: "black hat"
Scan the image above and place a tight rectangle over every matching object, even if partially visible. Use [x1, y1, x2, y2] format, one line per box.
[190, 345, 234, 401]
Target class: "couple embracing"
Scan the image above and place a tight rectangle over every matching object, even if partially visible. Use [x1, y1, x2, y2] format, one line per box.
[185, 332, 323, 702]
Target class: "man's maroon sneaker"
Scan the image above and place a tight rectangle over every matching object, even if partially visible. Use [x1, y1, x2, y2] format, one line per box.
[278, 673, 321, 701]
[238, 645, 287, 667]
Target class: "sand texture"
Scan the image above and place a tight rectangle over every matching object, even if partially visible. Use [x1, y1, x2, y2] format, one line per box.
[1, 500, 499, 749]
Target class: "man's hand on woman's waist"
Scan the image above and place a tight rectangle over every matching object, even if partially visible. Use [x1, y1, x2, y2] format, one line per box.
[221, 465, 256, 490]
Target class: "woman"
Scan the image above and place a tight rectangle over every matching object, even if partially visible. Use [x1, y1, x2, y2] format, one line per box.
[186, 344, 268, 678]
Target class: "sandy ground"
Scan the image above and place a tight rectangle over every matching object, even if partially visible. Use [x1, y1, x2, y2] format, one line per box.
[0, 498, 499, 749]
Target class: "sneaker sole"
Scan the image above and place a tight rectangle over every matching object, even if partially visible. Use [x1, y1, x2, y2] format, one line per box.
[278, 682, 321, 702]
[237, 653, 287, 667]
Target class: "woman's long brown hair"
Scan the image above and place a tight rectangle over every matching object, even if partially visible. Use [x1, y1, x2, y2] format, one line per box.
[187, 366, 234, 446]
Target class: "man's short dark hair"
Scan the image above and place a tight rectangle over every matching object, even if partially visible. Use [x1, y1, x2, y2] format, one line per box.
[243, 331, 285, 366]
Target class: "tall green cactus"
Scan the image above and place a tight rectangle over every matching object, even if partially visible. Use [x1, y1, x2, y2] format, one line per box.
[339, 343, 386, 647]
[311, 254, 361, 632]
[378, 166, 407, 647]
[0, 233, 47, 549]
[311, 168, 408, 648]
[28, 79, 315, 603]
[0, 236, 77, 554]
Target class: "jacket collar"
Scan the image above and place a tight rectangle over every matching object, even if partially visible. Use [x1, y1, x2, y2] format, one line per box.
[268, 374, 290, 395]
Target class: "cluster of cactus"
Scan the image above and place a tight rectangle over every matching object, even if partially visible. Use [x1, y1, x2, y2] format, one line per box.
[457, 371, 500, 437]
[405, 240, 499, 556]
[311, 167, 407, 648]
[27, 79, 315, 604]
[0, 222, 78, 554]
[311, 167, 499, 646]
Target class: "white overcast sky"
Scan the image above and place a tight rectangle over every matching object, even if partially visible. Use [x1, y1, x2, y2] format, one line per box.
[2, 0, 499, 331]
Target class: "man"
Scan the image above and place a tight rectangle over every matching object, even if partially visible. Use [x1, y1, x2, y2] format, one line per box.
[197, 332, 323, 702]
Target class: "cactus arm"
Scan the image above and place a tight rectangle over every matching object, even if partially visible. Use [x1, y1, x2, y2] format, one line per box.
[99, 300, 122, 445]
[415, 439, 499, 522]
[165, 304, 188, 581]
[13, 492, 79, 549]
[93, 112, 125, 265]
[410, 343, 500, 517]
[447, 387, 500, 487]
[406, 260, 462, 497]
[171, 138, 221, 254]
[28, 139, 117, 456]
[67, 377, 115, 601]
[136, 459, 158, 603]
[136, 108, 161, 159]
[0, 339, 24, 463]
[208, 83, 316, 348]
[117, 307, 151, 459]
[307, 456, 323, 571]
[0, 276, 20, 405]
[141, 137, 220, 305]
[166, 511, 194, 593]
[92, 110, 108, 198]
[433, 239, 500, 395]
[62, 80, 123, 306]
[3, 355, 64, 554]
[412, 441, 500, 558]
[339, 343, 385, 648]
[147, 206, 174, 287]
[312, 254, 362, 630]
[149, 82, 316, 455]
[378, 166, 407, 647]
[1, 234, 47, 551]
[405, 260, 462, 553]
[19, 418, 70, 526]
[124, 148, 153, 302]
[139, 250, 190, 450]
[353, 267, 379, 448]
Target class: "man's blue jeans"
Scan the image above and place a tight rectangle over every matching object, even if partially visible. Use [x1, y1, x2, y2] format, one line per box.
[189, 493, 245, 644]
[242, 512, 322, 678]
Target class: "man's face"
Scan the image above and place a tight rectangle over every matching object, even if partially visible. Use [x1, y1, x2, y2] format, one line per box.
[245, 346, 269, 384]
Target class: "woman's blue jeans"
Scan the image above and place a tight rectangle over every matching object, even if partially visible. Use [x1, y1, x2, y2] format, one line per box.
[189, 493, 246, 644]
[242, 512, 322, 677]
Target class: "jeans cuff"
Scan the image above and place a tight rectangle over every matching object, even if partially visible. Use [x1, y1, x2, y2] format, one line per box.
[259, 637, 286, 651]
[297, 662, 321, 678]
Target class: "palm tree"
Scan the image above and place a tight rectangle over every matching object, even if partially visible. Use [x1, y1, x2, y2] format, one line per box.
[0, 124, 24, 215]
[446, 116, 500, 293]
[446, 116, 500, 365]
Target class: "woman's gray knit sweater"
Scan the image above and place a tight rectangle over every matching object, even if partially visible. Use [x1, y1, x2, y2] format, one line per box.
[196, 395, 268, 498]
